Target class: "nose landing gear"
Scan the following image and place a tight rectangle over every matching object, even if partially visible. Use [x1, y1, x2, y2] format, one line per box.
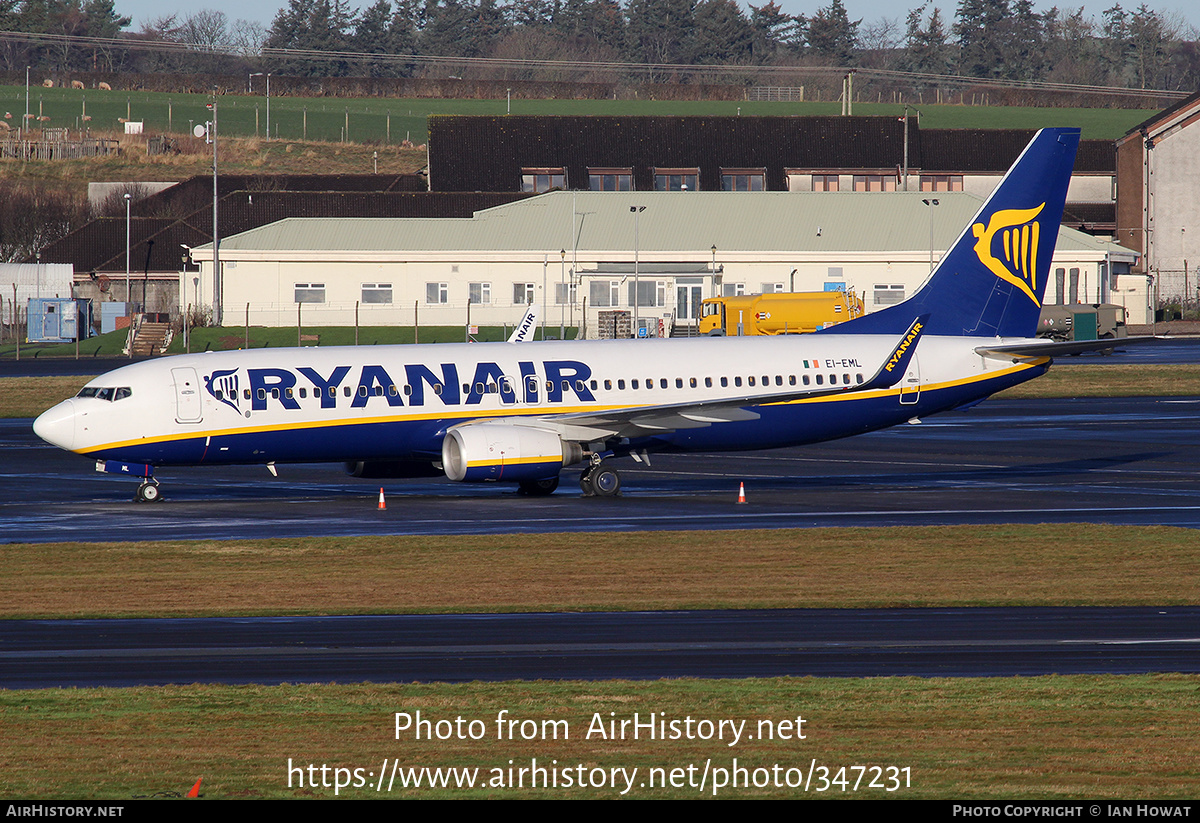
[135, 479, 163, 503]
[96, 460, 164, 502]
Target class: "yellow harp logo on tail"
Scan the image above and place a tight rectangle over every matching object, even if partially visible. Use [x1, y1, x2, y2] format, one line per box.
[971, 203, 1046, 305]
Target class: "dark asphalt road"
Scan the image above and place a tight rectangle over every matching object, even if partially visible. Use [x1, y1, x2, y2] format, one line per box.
[4, 607, 1197, 687]
[6, 395, 1200, 541]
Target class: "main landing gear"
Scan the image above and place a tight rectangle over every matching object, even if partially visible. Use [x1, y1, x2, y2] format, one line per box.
[517, 476, 560, 496]
[579, 458, 621, 498]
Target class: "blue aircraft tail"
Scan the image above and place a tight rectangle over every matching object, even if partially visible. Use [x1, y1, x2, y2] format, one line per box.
[830, 127, 1081, 338]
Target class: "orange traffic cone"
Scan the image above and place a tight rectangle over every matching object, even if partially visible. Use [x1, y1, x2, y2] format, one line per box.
[186, 777, 202, 798]
[737, 482, 746, 504]
[377, 487, 387, 510]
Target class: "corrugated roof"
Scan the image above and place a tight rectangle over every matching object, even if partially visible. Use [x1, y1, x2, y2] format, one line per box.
[201, 190, 1126, 257]
[38, 191, 530, 272]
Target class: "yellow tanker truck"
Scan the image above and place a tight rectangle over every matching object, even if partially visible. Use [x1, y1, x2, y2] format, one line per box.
[699, 290, 865, 336]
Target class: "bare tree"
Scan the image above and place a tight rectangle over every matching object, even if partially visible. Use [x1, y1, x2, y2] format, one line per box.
[181, 9, 232, 52]
[229, 19, 270, 57]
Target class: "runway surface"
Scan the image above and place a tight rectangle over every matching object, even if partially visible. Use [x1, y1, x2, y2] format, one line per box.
[6, 395, 1200, 542]
[4, 607, 1198, 688]
[9, 378, 1200, 686]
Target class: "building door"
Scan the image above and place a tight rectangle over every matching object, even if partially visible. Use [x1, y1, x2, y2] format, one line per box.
[44, 304, 60, 339]
[676, 283, 703, 322]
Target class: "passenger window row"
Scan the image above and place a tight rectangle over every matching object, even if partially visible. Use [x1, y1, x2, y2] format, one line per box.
[214, 372, 867, 403]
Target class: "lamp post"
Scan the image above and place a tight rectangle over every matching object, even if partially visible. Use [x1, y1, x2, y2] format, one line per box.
[922, 198, 940, 273]
[199, 90, 221, 326]
[560, 248, 566, 340]
[181, 250, 190, 352]
[631, 205, 645, 337]
[711, 244, 717, 301]
[124, 192, 132, 357]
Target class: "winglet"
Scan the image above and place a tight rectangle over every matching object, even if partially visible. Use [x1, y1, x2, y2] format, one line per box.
[860, 315, 927, 391]
[507, 303, 539, 343]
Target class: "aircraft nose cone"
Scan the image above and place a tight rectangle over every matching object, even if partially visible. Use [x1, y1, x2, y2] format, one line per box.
[33, 399, 77, 451]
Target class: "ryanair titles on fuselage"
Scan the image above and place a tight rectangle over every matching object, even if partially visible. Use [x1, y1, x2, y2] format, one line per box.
[204, 359, 597, 415]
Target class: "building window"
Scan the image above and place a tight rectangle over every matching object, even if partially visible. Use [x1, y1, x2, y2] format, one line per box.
[722, 283, 745, 298]
[920, 174, 964, 192]
[853, 175, 897, 192]
[426, 282, 448, 304]
[555, 282, 577, 305]
[521, 167, 566, 193]
[721, 168, 765, 191]
[469, 282, 491, 304]
[589, 168, 632, 191]
[295, 283, 325, 303]
[590, 280, 618, 307]
[653, 168, 699, 192]
[760, 283, 784, 294]
[874, 284, 905, 305]
[813, 174, 840, 192]
[361, 282, 392, 304]
[628, 280, 665, 308]
[513, 282, 535, 305]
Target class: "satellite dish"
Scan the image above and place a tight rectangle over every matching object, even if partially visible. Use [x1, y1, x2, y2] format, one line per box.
[193, 124, 207, 138]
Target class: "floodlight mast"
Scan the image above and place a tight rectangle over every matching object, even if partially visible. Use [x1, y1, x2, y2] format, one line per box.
[209, 92, 221, 326]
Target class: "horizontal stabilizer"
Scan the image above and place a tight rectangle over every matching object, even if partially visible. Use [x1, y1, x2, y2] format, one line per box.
[975, 336, 1160, 359]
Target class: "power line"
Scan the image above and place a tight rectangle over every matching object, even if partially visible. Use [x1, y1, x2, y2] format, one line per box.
[0, 28, 1189, 101]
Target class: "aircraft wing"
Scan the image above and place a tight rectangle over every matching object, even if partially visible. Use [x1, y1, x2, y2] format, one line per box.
[528, 316, 928, 442]
[975, 336, 1160, 360]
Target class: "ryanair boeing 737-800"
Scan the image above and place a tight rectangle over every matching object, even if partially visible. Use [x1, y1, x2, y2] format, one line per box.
[35, 128, 1112, 502]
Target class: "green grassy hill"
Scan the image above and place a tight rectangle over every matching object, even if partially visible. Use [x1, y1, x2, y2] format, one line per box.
[0, 84, 1157, 146]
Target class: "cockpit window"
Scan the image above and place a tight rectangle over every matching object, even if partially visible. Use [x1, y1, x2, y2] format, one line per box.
[75, 386, 132, 401]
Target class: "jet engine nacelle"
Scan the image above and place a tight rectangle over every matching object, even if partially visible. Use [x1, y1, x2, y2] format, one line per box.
[442, 424, 584, 483]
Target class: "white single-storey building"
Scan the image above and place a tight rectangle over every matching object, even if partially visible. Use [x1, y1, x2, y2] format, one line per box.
[188, 190, 1143, 337]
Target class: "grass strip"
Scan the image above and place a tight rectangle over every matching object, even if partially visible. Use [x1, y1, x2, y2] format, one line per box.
[996, 364, 1200, 398]
[0, 675, 1196, 798]
[2, 526, 1197, 619]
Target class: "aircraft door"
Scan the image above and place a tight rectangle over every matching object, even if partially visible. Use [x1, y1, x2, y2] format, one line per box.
[899, 355, 920, 405]
[172, 367, 204, 423]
